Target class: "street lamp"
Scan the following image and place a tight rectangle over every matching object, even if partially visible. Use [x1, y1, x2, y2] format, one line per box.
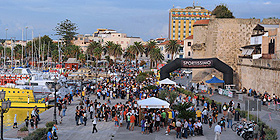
[0, 91, 11, 140]
[49, 77, 61, 124]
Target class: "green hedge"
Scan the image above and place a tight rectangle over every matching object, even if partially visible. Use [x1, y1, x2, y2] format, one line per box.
[23, 128, 47, 140]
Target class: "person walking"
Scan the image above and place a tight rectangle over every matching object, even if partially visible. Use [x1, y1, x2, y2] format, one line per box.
[253, 122, 259, 140]
[92, 116, 98, 133]
[214, 122, 222, 140]
[47, 127, 52, 140]
[129, 114, 136, 131]
[227, 111, 233, 128]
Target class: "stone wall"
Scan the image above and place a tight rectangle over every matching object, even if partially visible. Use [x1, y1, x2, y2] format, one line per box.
[238, 58, 280, 96]
[192, 18, 260, 85]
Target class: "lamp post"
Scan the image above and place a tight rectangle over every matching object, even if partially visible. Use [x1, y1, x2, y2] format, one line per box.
[49, 77, 61, 124]
[0, 91, 11, 140]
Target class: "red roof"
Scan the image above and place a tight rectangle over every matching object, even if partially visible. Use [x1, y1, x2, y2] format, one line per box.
[193, 19, 210, 26]
[156, 38, 165, 40]
[185, 35, 193, 39]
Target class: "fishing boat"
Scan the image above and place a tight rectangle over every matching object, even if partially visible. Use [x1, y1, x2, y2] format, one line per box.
[0, 86, 49, 108]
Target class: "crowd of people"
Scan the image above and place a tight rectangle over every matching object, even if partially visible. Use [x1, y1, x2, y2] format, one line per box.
[44, 64, 266, 140]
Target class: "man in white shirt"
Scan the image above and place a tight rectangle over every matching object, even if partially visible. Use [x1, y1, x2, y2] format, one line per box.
[214, 122, 222, 140]
[197, 120, 203, 135]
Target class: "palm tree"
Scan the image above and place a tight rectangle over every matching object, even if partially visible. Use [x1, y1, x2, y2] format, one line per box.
[150, 47, 164, 68]
[87, 41, 101, 60]
[108, 44, 123, 65]
[146, 40, 156, 69]
[130, 41, 144, 67]
[123, 46, 135, 65]
[165, 40, 180, 61]
[93, 46, 103, 70]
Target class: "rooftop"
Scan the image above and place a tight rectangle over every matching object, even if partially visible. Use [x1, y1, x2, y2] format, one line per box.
[185, 35, 193, 40]
[193, 19, 210, 26]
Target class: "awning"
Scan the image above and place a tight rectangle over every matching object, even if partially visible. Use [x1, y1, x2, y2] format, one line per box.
[206, 76, 224, 83]
[138, 97, 170, 108]
[158, 78, 176, 85]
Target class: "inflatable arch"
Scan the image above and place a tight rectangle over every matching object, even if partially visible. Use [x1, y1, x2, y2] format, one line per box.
[160, 58, 233, 84]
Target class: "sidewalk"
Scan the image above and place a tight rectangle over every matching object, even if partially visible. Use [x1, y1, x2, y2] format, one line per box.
[204, 93, 280, 138]
[4, 93, 242, 140]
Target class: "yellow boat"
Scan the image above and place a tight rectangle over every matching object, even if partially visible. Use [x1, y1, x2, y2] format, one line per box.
[0, 87, 50, 108]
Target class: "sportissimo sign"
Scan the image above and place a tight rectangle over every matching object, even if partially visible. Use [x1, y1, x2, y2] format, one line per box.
[181, 60, 213, 67]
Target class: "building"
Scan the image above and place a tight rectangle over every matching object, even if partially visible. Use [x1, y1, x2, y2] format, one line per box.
[238, 24, 280, 96]
[184, 35, 193, 58]
[191, 18, 280, 94]
[158, 40, 184, 62]
[72, 29, 144, 52]
[102, 32, 144, 50]
[64, 58, 79, 71]
[169, 5, 211, 40]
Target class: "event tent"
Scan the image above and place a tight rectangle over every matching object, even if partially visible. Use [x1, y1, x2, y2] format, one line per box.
[205, 76, 224, 83]
[158, 78, 176, 85]
[138, 97, 170, 108]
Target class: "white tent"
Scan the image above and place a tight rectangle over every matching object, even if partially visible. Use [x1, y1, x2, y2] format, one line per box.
[159, 78, 176, 86]
[138, 97, 170, 108]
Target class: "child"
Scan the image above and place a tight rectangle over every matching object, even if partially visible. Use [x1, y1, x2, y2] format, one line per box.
[114, 115, 119, 127]
[208, 115, 213, 129]
[25, 116, 29, 128]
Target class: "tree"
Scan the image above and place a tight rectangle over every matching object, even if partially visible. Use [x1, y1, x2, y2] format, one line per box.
[108, 44, 123, 65]
[212, 4, 234, 18]
[173, 103, 196, 120]
[146, 40, 157, 69]
[79, 53, 86, 64]
[54, 19, 78, 47]
[123, 47, 135, 64]
[165, 40, 180, 61]
[150, 47, 164, 68]
[87, 41, 101, 60]
[130, 42, 144, 67]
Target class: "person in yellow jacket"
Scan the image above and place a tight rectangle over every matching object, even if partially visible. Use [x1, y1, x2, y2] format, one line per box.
[196, 108, 202, 121]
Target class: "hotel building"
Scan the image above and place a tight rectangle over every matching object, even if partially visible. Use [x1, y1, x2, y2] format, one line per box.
[169, 5, 211, 40]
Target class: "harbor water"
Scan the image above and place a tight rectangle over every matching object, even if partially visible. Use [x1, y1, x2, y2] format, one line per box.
[3, 108, 47, 132]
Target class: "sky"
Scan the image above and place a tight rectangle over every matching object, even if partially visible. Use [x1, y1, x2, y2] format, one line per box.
[0, 0, 279, 41]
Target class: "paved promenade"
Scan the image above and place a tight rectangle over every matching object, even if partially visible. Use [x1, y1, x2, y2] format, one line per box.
[4, 94, 242, 140]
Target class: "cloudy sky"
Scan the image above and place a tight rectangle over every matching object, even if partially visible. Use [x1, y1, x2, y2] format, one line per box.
[0, 0, 279, 41]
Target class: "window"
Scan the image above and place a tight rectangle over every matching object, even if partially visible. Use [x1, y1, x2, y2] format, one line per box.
[118, 35, 120, 37]
[173, 26, 175, 28]
[167, 54, 170, 58]
[193, 12, 197, 15]
[178, 12, 180, 15]
[269, 39, 275, 54]
[172, 12, 175, 14]
[179, 47, 183, 52]
[189, 31, 191, 33]
[188, 12, 191, 15]
[173, 21, 175, 23]
[80, 38, 83, 40]
[179, 55, 183, 58]
[13, 91, 15, 93]
[198, 12, 201, 15]
[188, 42, 191, 46]
[188, 51, 191, 56]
